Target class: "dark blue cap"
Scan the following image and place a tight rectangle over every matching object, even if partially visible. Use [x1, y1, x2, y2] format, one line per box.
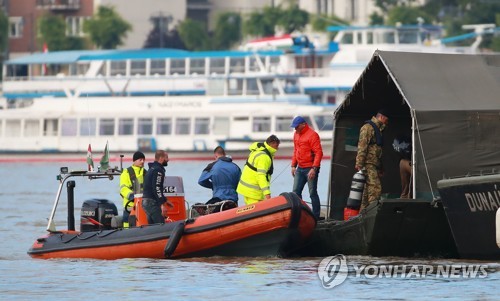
[290, 116, 306, 128]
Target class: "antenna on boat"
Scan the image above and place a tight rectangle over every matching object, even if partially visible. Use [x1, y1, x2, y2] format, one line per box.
[120, 154, 124, 171]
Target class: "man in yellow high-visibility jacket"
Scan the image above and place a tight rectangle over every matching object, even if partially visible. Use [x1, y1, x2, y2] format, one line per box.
[120, 151, 146, 227]
[237, 135, 280, 205]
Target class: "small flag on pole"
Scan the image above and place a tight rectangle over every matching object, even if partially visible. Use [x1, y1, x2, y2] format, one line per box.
[42, 43, 48, 75]
[100, 141, 110, 171]
[86, 144, 94, 171]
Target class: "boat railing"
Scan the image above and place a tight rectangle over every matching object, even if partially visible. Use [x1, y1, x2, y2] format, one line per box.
[46, 168, 121, 232]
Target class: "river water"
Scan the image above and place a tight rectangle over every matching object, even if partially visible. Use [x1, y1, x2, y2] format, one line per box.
[0, 159, 498, 300]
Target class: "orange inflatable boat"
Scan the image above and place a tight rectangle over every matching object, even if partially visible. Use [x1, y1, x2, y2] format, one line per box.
[28, 168, 316, 259]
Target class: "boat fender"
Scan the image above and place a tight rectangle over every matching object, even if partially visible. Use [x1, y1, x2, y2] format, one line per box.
[164, 221, 185, 258]
[344, 170, 366, 220]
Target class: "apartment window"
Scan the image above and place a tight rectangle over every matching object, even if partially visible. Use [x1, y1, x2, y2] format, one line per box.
[229, 58, 244, 73]
[61, 118, 78, 136]
[118, 118, 134, 135]
[138, 118, 153, 135]
[80, 118, 95, 136]
[194, 117, 210, 134]
[253, 117, 271, 132]
[66, 16, 87, 37]
[157, 118, 172, 135]
[9, 17, 23, 38]
[99, 118, 115, 136]
[175, 118, 190, 135]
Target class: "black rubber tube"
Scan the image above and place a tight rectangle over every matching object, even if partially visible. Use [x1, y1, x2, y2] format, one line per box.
[164, 221, 185, 258]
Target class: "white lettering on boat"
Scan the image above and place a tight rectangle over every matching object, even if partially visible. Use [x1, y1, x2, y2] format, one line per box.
[464, 190, 500, 212]
[81, 210, 95, 216]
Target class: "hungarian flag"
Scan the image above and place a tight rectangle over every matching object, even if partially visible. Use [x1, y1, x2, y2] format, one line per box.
[86, 144, 94, 171]
[100, 141, 110, 171]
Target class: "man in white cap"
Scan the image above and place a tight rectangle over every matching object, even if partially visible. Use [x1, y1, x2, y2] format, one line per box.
[290, 116, 324, 220]
[120, 151, 146, 227]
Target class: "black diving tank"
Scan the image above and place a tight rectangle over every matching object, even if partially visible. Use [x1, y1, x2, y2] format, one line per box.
[344, 170, 366, 220]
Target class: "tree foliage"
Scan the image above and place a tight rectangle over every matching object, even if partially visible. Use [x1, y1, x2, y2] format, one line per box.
[276, 5, 309, 33]
[386, 6, 433, 25]
[178, 19, 211, 51]
[213, 12, 241, 50]
[243, 5, 309, 37]
[83, 6, 131, 49]
[311, 14, 348, 32]
[0, 10, 8, 53]
[38, 15, 67, 51]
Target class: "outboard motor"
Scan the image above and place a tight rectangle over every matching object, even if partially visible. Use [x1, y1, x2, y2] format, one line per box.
[80, 199, 118, 232]
[344, 170, 366, 220]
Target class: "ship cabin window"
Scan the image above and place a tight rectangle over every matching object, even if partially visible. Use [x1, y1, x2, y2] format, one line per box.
[190, 58, 205, 75]
[210, 58, 225, 74]
[99, 118, 115, 136]
[261, 79, 275, 95]
[44, 119, 59, 136]
[170, 59, 186, 75]
[253, 117, 271, 132]
[118, 118, 134, 135]
[130, 60, 146, 76]
[367, 32, 373, 44]
[69, 63, 90, 76]
[213, 117, 230, 135]
[110, 61, 126, 76]
[61, 119, 77, 136]
[175, 118, 191, 135]
[269, 56, 280, 70]
[157, 118, 172, 135]
[229, 58, 245, 73]
[24, 119, 40, 137]
[228, 78, 243, 95]
[138, 118, 153, 135]
[356, 32, 362, 44]
[276, 116, 293, 132]
[249, 57, 260, 72]
[284, 79, 300, 94]
[340, 32, 353, 44]
[97, 63, 107, 77]
[314, 115, 334, 131]
[0, 120, 3, 136]
[247, 78, 259, 95]
[380, 31, 395, 44]
[194, 117, 210, 134]
[398, 29, 419, 44]
[5, 120, 21, 137]
[151, 59, 166, 75]
[80, 118, 95, 136]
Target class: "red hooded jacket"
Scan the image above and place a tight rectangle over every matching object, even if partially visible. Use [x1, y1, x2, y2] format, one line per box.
[291, 124, 323, 169]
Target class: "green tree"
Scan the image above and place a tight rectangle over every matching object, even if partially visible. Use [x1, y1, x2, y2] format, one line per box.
[386, 6, 433, 25]
[38, 15, 67, 51]
[244, 6, 279, 37]
[276, 5, 309, 34]
[311, 14, 348, 32]
[83, 6, 131, 49]
[369, 13, 385, 25]
[178, 19, 211, 51]
[213, 12, 241, 50]
[0, 10, 7, 54]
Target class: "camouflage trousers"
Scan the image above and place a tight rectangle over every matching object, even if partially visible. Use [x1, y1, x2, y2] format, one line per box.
[360, 164, 381, 210]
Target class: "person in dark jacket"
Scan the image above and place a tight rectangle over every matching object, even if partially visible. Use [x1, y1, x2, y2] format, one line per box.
[198, 146, 241, 204]
[142, 150, 173, 224]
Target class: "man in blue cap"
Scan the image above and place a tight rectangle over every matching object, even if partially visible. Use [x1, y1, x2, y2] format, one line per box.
[290, 116, 324, 220]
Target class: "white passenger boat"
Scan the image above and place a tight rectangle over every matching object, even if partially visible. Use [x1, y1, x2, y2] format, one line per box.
[302, 23, 499, 95]
[0, 47, 336, 153]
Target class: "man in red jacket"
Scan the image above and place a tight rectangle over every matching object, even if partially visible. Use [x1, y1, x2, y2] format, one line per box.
[290, 116, 324, 220]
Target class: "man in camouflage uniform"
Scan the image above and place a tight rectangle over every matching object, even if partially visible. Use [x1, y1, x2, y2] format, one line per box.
[355, 109, 390, 210]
